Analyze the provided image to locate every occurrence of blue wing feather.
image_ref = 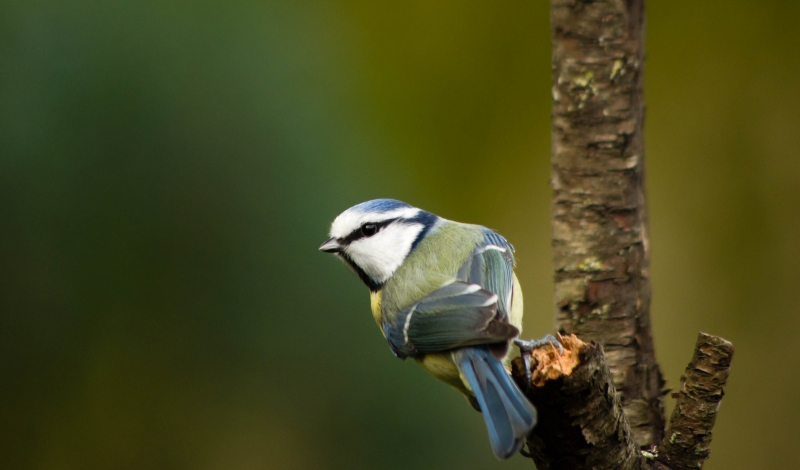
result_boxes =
[464,230,515,321]
[384,282,518,358]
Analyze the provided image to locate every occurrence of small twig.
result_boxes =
[654,333,734,470]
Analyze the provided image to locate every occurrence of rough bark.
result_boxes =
[549,0,665,448]
[654,334,735,470]
[512,1,736,468]
[511,336,648,470]
[511,333,733,470]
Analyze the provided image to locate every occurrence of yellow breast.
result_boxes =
[416,353,469,395]
[370,290,383,333]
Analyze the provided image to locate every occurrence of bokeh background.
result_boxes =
[2,1,798,469]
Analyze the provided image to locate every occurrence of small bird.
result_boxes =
[320,199,556,459]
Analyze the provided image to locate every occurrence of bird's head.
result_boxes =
[320,199,438,291]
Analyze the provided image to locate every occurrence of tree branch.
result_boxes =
[549,0,664,448]
[654,333,735,470]
[512,335,649,470]
[518,3,736,468]
[511,333,733,469]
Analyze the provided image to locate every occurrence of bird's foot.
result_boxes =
[514,334,565,355]
[513,334,565,392]
[519,442,533,458]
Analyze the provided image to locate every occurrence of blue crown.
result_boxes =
[351,199,412,214]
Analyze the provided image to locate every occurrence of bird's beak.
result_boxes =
[319,238,342,253]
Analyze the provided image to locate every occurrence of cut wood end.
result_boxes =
[529,333,586,387]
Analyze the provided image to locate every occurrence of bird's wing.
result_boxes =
[384,281,519,359]
[457,230,516,322]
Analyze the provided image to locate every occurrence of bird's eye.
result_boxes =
[361,224,378,237]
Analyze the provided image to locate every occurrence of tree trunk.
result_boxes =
[549,0,664,448]
[507,1,735,468]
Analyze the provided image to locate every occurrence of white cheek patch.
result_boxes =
[330,207,421,239]
[344,222,424,283]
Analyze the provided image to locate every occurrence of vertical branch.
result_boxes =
[549,0,665,448]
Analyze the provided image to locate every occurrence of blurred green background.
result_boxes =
[1,1,798,469]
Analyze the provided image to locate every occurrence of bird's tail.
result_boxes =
[454,345,537,459]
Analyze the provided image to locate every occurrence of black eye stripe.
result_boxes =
[340,218,398,244]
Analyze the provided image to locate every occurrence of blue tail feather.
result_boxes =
[455,346,537,459]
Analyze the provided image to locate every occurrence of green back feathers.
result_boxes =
[381,221,484,322]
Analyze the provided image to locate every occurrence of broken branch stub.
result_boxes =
[511,335,648,470]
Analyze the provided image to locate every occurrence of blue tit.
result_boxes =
[320,199,539,459]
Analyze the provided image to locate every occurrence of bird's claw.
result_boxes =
[514,334,565,392]
[515,334,565,355]
[519,442,533,458]
[515,340,533,393]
